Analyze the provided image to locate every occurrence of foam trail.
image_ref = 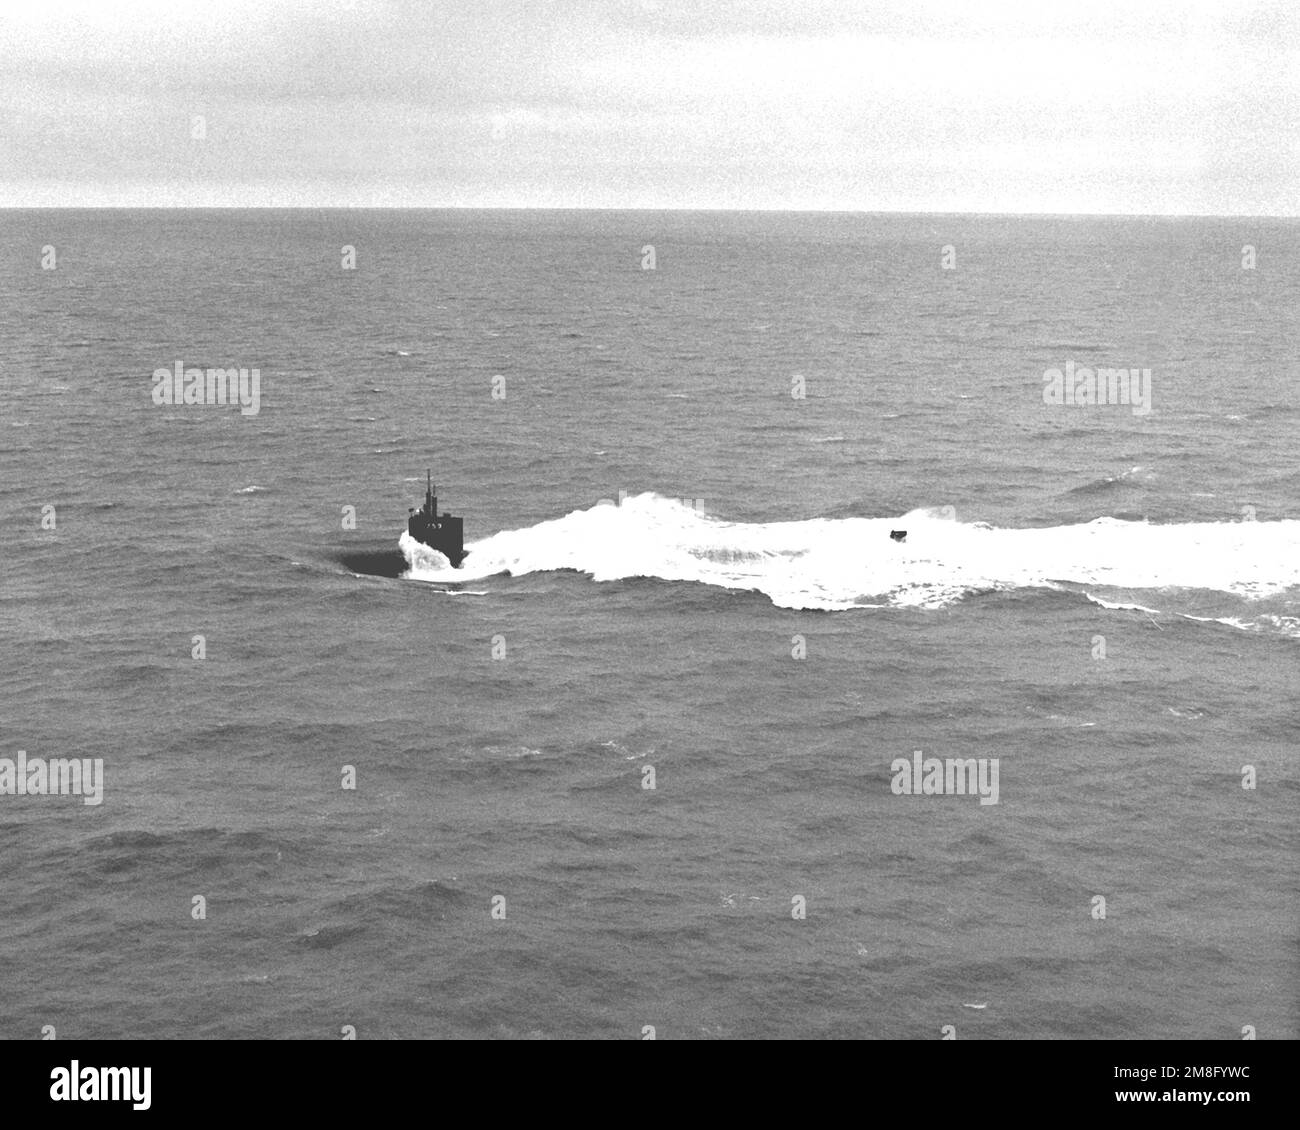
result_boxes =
[1083,594,1164,615]
[399,494,1300,614]
[1180,613,1300,638]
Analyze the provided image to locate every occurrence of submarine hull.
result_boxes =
[408,513,465,567]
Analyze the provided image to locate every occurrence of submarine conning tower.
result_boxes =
[407,468,465,567]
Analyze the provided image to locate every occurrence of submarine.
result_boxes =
[408,470,465,567]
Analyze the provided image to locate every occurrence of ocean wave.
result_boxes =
[398,494,1300,616]
[1082,593,1163,615]
[1065,466,1152,497]
[1179,613,1300,638]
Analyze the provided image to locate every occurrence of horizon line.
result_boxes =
[1,205,1296,220]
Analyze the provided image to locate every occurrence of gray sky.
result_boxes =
[2,0,1297,212]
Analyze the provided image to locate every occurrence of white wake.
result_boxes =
[399,493,1300,615]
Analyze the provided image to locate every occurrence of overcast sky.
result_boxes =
[2,0,1296,212]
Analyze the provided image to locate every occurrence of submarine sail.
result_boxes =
[407,470,465,567]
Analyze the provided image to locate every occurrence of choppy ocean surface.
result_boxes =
[1,210,1296,1039]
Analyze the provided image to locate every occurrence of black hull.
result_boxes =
[408,522,465,568]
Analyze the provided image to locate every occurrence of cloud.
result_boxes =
[2,0,1297,211]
